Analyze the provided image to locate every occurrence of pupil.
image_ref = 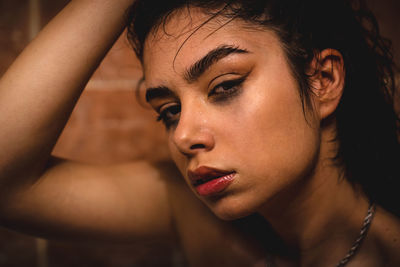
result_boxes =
[170,105,180,114]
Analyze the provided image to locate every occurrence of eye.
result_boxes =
[208,75,248,102]
[157,103,181,128]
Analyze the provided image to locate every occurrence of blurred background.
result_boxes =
[0,0,399,266]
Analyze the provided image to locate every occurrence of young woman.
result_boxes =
[0,0,399,266]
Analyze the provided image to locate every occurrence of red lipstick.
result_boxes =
[188,166,235,196]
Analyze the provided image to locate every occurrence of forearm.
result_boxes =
[0,0,134,186]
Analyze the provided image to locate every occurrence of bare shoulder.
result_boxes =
[368,206,400,266]
[0,158,180,243]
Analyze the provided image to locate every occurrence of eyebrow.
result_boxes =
[184,44,249,83]
[145,44,249,103]
[145,86,176,103]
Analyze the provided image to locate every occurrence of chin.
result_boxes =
[207,194,258,221]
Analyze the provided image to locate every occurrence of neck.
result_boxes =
[258,128,370,265]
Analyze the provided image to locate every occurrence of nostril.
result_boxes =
[190,144,206,150]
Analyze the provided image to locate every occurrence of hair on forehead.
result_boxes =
[142,3,252,71]
[127,0,269,61]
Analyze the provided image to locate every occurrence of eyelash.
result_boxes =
[156,104,181,128]
[208,75,247,102]
[156,75,247,128]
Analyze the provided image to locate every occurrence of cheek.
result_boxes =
[223,73,320,186]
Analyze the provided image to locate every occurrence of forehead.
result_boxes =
[142,7,281,83]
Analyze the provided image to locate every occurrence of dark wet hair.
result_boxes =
[126,0,400,215]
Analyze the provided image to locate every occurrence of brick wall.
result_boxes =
[52,35,170,164]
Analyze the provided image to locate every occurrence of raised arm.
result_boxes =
[0,0,176,243]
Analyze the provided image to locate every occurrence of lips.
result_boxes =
[188,166,236,196]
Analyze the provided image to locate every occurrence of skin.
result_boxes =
[144,10,321,220]
[143,7,400,266]
[0,1,399,266]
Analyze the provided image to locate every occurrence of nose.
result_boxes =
[172,106,215,157]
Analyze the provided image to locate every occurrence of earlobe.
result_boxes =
[309,49,345,120]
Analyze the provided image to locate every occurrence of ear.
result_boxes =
[309,49,345,120]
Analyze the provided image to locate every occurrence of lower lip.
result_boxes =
[195,173,235,196]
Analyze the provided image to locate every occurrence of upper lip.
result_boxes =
[188,166,235,186]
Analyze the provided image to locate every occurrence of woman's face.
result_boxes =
[143,8,321,220]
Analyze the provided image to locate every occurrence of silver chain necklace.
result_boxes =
[336,202,376,266]
[265,203,376,267]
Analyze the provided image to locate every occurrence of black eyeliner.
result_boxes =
[208,74,248,102]
[156,105,181,128]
